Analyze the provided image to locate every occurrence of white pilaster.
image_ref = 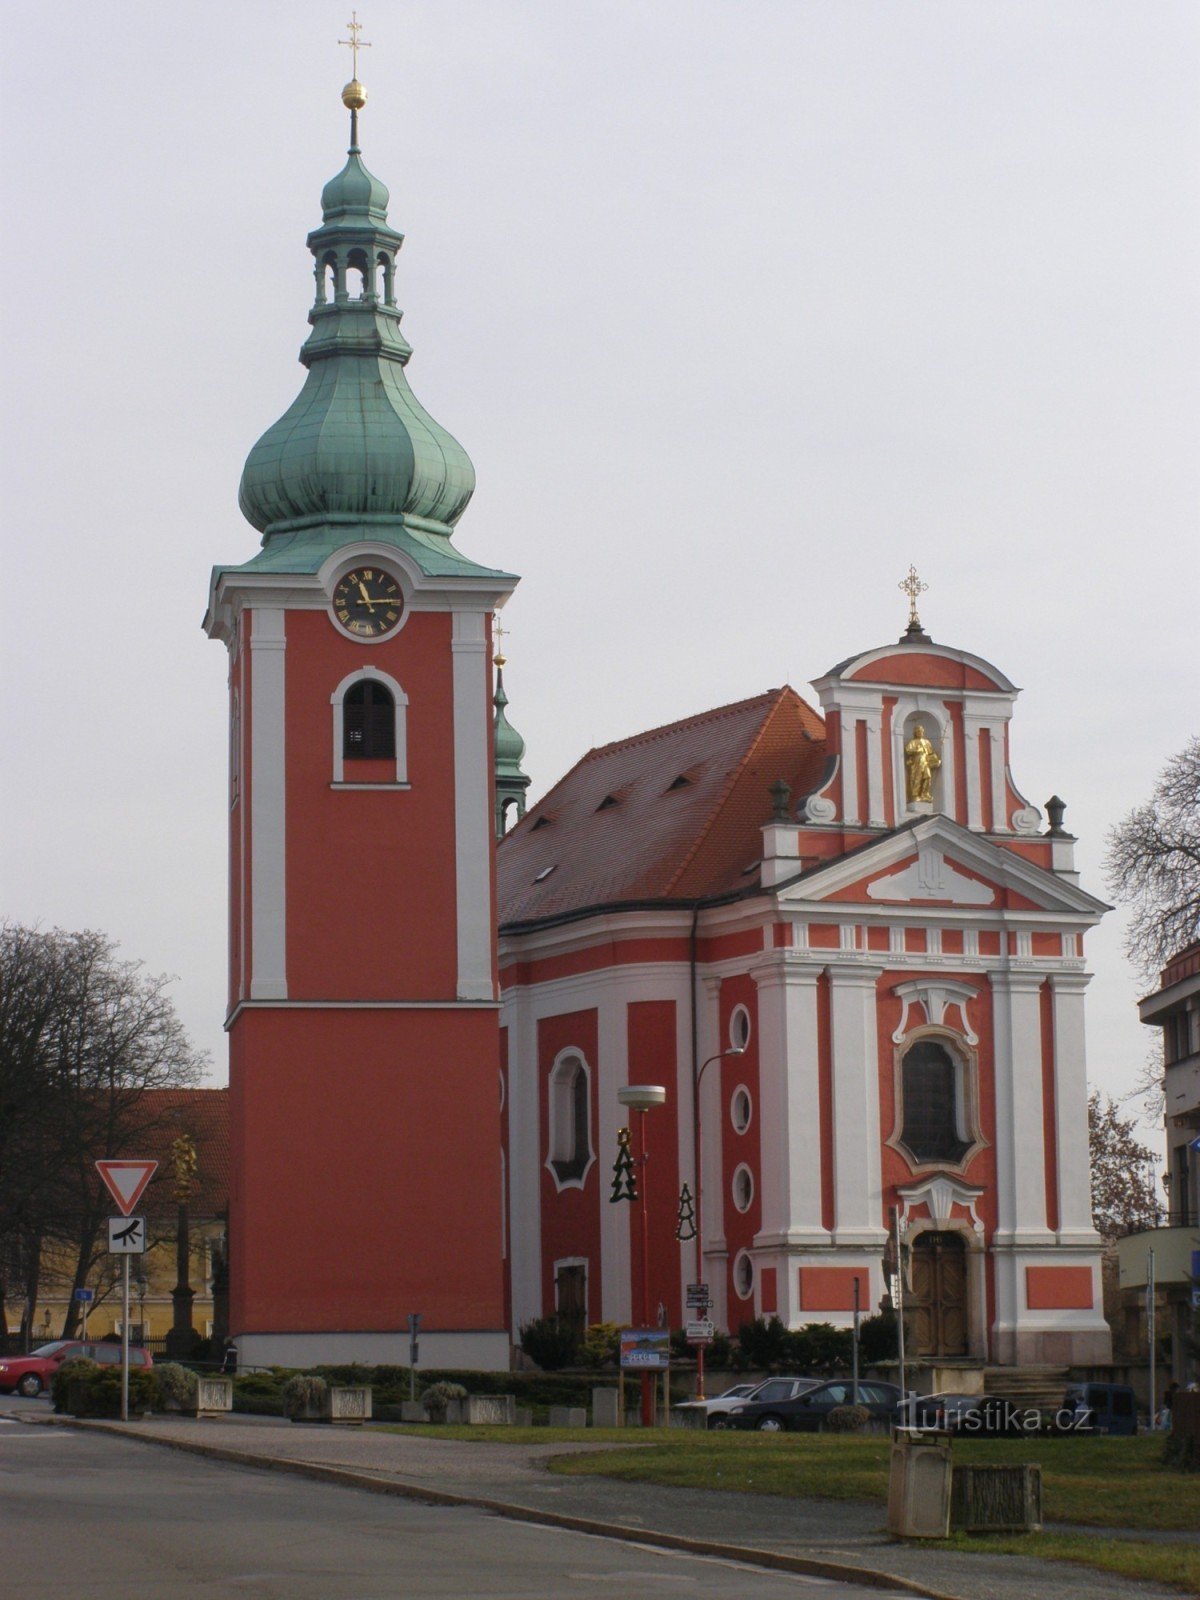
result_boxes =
[1049,972,1100,1242]
[249,608,287,1000]
[504,988,542,1329]
[864,708,886,827]
[752,961,829,1274]
[451,610,494,1001]
[989,722,1009,832]
[827,964,887,1245]
[963,716,985,831]
[840,712,861,825]
[597,985,632,1325]
[989,971,1053,1242]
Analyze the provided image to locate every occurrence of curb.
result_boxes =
[18,1412,959,1600]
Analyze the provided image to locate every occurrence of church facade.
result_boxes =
[209,82,1111,1372]
[497,616,1113,1366]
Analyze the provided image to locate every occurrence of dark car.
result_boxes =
[912,1391,1087,1437]
[729,1379,903,1432]
[708,1376,817,1429]
[0,1339,153,1397]
[911,1391,992,1431]
[1063,1383,1138,1436]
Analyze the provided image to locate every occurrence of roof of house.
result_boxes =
[498,687,828,929]
[125,1088,230,1220]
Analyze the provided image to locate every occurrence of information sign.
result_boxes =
[619,1328,670,1370]
[685,1319,714,1344]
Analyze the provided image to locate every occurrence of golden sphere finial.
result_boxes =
[342,78,368,111]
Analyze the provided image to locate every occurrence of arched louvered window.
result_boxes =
[548,1052,593,1188]
[901,1039,970,1164]
[343,680,396,761]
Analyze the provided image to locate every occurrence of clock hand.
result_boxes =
[356,582,377,611]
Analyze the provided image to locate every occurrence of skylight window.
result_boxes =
[667,774,691,791]
[596,795,618,811]
[533,865,557,883]
[531,816,551,830]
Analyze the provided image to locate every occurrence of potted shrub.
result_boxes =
[282,1373,328,1422]
[52,1357,98,1414]
[153,1362,199,1414]
[421,1381,467,1423]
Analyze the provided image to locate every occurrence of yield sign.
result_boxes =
[95,1160,158,1216]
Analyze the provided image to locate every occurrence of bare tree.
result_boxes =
[1105,736,1200,980]
[1088,1090,1163,1240]
[0,925,206,1341]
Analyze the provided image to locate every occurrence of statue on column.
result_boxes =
[904,723,941,805]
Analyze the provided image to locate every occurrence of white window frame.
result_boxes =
[331,665,409,786]
[545,1049,595,1192]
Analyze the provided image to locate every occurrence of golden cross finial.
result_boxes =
[493,614,508,668]
[898,565,928,628]
[339,11,372,78]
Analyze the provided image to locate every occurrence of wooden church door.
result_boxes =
[910,1232,968,1356]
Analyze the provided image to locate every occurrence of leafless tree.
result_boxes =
[1088,1090,1163,1241]
[0,925,205,1342]
[1105,736,1200,980]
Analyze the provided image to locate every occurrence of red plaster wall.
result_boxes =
[1026,1266,1093,1310]
[847,652,1002,692]
[798,1266,868,1312]
[228,1005,505,1335]
[627,1001,680,1324]
[283,610,460,1000]
[537,1009,602,1321]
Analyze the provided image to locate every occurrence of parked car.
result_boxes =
[729,1378,904,1432]
[910,1391,991,1431]
[708,1377,820,1429]
[0,1340,153,1397]
[671,1382,761,1426]
[911,1391,1087,1437]
[1063,1383,1138,1436]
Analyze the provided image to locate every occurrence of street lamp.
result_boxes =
[617,1084,666,1426]
[691,1046,745,1399]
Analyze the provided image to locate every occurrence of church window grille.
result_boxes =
[900,1039,970,1164]
[343,680,396,760]
[548,1052,593,1189]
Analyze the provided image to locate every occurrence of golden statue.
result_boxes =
[904,723,941,804]
[171,1133,198,1201]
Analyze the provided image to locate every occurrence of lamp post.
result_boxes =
[691,1046,744,1399]
[618,1084,666,1427]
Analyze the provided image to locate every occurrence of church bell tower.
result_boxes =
[203,63,517,1368]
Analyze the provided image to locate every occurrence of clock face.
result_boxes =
[332,568,404,639]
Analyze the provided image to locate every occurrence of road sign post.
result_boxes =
[75,1285,94,1339]
[96,1160,157,1422]
[408,1313,421,1402]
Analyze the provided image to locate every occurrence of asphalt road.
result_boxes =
[0,1419,884,1599]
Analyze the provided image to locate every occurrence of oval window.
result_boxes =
[732,1164,754,1213]
[729,1004,752,1052]
[733,1250,754,1300]
[730,1087,752,1134]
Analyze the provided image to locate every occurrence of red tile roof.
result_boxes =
[112,1088,230,1220]
[498,688,828,927]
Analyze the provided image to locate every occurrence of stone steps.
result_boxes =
[983,1365,1070,1409]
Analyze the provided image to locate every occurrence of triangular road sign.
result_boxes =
[95,1160,158,1216]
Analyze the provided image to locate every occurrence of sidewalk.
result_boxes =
[15,1409,1188,1600]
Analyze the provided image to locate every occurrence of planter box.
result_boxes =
[466,1394,516,1425]
[325,1386,372,1425]
[514,1407,533,1428]
[400,1400,427,1423]
[951,1464,1042,1533]
[592,1389,620,1428]
[192,1376,234,1417]
[287,1400,325,1423]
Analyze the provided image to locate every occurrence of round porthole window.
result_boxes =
[730,1086,752,1134]
[729,1004,752,1052]
[733,1250,754,1300]
[732,1164,754,1213]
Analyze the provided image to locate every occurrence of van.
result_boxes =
[1063,1382,1138,1436]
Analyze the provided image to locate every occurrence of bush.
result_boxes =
[1163,1432,1200,1472]
[785,1323,853,1375]
[824,1404,871,1433]
[421,1381,467,1421]
[58,1363,156,1417]
[578,1323,621,1369]
[153,1362,199,1408]
[736,1317,789,1371]
[51,1357,97,1412]
[858,1310,898,1366]
[281,1373,328,1417]
[518,1315,579,1371]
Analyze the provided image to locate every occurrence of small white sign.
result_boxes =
[685,1318,715,1341]
[108,1215,147,1255]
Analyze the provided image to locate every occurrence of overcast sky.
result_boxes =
[2,2,1196,1147]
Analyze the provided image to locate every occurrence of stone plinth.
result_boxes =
[548,1405,587,1428]
[466,1394,516,1425]
[591,1388,620,1428]
[194,1376,233,1416]
[326,1386,372,1425]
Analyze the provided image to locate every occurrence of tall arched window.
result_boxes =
[343,680,396,760]
[547,1052,593,1188]
[900,1039,970,1164]
[331,667,409,785]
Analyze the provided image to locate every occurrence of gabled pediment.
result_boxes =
[775,815,1108,919]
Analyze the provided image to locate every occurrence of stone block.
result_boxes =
[466,1393,516,1425]
[548,1405,587,1429]
[514,1407,533,1428]
[326,1385,372,1425]
[194,1376,233,1416]
[400,1400,427,1422]
[591,1388,620,1428]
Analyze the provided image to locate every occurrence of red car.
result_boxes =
[0,1340,153,1397]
